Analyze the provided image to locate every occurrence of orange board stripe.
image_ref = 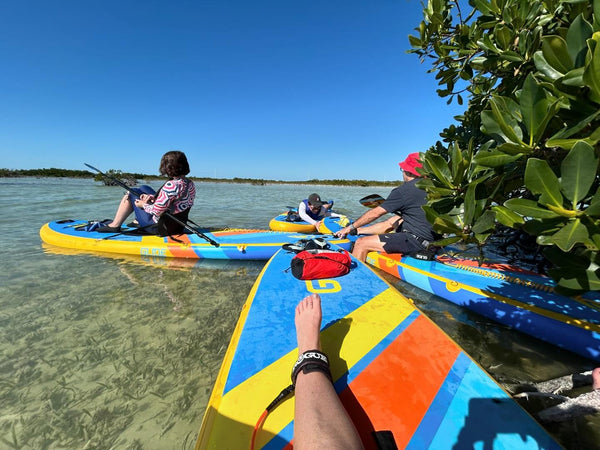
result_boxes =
[339,314,460,449]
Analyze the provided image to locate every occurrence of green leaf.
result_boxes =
[423,153,454,189]
[495,24,512,50]
[534,51,564,80]
[472,210,496,234]
[586,187,600,217]
[544,246,590,269]
[551,219,589,251]
[547,109,600,140]
[541,35,573,74]
[520,74,550,145]
[433,215,464,234]
[552,268,600,295]
[473,149,522,168]
[504,198,562,218]
[561,67,586,86]
[493,205,525,227]
[487,97,524,144]
[464,184,476,226]
[583,32,600,104]
[449,142,464,185]
[560,141,598,206]
[525,158,563,208]
[566,14,593,67]
[434,235,463,246]
[496,142,533,155]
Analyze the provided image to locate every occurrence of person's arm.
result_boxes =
[144,181,177,217]
[298,201,318,225]
[334,206,387,238]
[355,216,401,235]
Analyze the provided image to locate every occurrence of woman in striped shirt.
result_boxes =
[98,151,196,236]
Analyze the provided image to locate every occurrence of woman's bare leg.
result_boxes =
[107,193,134,228]
[293,294,364,450]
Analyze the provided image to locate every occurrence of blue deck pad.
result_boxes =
[427,360,561,449]
[407,352,471,449]
[223,249,395,394]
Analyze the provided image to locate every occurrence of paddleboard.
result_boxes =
[269,211,317,233]
[269,212,350,234]
[40,219,351,260]
[366,251,600,363]
[196,244,560,449]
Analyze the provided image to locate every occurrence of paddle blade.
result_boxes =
[359,194,385,208]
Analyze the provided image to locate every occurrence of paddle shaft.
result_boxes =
[85,163,219,247]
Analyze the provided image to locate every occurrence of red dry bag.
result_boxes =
[291,249,352,280]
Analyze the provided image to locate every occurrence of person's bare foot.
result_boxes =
[295,294,322,354]
[592,368,600,390]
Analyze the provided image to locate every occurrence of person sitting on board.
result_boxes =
[293,293,364,450]
[98,150,196,235]
[298,193,342,230]
[334,152,438,261]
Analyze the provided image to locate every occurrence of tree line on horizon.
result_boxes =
[0,167,400,187]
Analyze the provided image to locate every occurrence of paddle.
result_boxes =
[359,194,385,208]
[85,163,220,247]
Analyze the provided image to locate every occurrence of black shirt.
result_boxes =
[379,179,436,241]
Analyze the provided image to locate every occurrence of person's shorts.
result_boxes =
[128,185,156,227]
[379,232,424,254]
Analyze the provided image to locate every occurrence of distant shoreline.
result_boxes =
[0,168,400,187]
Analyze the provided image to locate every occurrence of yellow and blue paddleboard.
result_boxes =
[367,251,600,363]
[196,245,559,449]
[269,212,317,233]
[40,219,351,260]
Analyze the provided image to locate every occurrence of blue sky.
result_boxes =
[1,0,464,181]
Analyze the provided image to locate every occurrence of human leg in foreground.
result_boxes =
[293,294,364,450]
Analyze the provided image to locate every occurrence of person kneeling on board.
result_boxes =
[298,193,341,230]
[335,152,438,261]
[97,150,196,236]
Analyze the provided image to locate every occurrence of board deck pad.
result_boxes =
[196,246,559,449]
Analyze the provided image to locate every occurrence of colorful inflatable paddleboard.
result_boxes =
[366,251,600,362]
[269,211,317,233]
[196,244,559,449]
[40,220,351,260]
[269,211,350,233]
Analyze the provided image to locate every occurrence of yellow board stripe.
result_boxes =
[201,287,414,449]
[370,252,600,333]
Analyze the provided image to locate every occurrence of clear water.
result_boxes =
[0,178,597,449]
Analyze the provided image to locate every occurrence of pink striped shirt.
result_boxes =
[143,177,196,221]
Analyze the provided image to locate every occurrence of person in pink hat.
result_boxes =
[335,152,438,261]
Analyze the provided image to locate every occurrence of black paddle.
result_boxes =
[359,194,385,208]
[85,163,220,247]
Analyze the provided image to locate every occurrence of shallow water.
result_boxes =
[1,178,598,449]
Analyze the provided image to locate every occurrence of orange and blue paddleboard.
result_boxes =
[196,244,559,449]
[40,219,351,260]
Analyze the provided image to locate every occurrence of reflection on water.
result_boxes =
[1,178,598,449]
